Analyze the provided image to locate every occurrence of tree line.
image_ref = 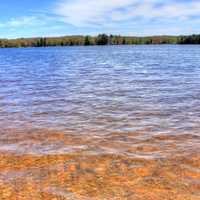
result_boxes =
[0,34,199,48]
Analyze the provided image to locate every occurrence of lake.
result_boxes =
[0,45,200,199]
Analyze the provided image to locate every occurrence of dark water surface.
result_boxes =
[0,45,200,199]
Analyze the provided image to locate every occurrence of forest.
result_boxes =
[0,34,199,47]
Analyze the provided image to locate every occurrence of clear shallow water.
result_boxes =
[0,45,200,135]
[0,45,200,200]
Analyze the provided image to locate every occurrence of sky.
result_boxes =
[0,0,200,38]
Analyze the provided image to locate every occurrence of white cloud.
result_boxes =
[0,16,49,29]
[54,0,139,26]
[8,16,40,27]
[54,0,200,28]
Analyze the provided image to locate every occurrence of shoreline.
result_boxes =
[0,34,199,48]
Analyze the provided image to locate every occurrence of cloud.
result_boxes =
[54,0,139,27]
[0,15,50,29]
[9,16,41,27]
[54,0,200,28]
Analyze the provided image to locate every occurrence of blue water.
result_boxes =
[0,45,200,136]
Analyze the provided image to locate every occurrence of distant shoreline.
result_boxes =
[0,34,200,48]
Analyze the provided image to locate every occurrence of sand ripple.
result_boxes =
[0,129,200,199]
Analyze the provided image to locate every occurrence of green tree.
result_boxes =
[96,34,109,45]
[84,36,91,45]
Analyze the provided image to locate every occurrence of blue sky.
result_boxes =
[0,0,200,38]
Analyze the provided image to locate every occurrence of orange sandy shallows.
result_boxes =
[0,129,200,200]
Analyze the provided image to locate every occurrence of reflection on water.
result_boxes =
[0,45,200,199]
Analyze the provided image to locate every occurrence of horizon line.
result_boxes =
[1,33,199,40]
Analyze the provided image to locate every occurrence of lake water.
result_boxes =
[0,45,200,199]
